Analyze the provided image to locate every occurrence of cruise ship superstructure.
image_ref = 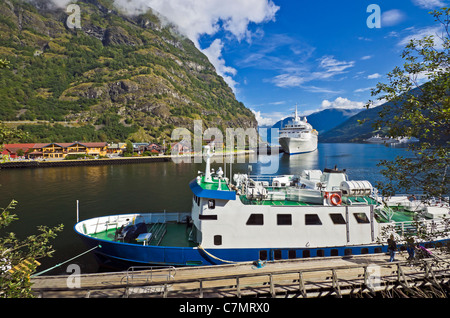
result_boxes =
[279,106,318,155]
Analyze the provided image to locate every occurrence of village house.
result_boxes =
[107,143,127,155]
[1,142,108,160]
[171,139,192,155]
[1,143,36,159]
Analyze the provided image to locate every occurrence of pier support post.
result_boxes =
[298,272,307,297]
[270,274,275,297]
[332,269,342,298]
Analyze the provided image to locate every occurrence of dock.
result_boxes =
[31,251,450,298]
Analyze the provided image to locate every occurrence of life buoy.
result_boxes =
[329,193,342,206]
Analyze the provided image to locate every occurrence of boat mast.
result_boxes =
[204,145,213,183]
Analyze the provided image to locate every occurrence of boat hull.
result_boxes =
[76,223,441,269]
[279,135,318,155]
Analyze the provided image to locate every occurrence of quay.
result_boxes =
[31,251,450,298]
[0,150,255,169]
[0,155,170,169]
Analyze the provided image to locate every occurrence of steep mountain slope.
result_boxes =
[0,0,256,143]
[319,102,396,143]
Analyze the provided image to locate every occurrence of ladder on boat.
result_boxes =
[375,206,394,221]
[147,223,167,246]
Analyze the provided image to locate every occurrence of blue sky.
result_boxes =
[187,0,447,126]
[101,0,448,126]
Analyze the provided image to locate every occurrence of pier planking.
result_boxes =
[31,251,450,298]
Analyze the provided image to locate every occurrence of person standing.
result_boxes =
[387,234,397,262]
[406,237,415,261]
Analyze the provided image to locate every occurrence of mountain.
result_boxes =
[302,108,362,133]
[319,102,394,143]
[0,0,256,143]
[270,108,361,133]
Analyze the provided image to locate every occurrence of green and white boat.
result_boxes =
[75,146,450,269]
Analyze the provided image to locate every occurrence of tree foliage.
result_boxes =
[1,107,63,298]
[367,8,450,201]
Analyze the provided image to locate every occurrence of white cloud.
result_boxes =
[354,87,374,93]
[202,39,238,92]
[251,109,286,127]
[367,73,382,79]
[111,0,279,93]
[321,97,365,110]
[398,26,446,49]
[361,55,373,60]
[412,0,447,9]
[318,56,355,76]
[269,55,355,88]
[381,9,405,27]
[114,0,280,43]
[270,74,306,88]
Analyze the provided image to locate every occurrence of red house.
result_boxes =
[1,144,36,159]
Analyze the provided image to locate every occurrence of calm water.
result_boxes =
[0,143,410,274]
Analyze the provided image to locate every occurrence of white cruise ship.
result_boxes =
[279,106,318,155]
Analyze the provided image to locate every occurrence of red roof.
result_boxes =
[2,142,108,151]
[1,144,36,153]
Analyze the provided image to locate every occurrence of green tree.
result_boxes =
[125,139,134,155]
[367,8,450,201]
[0,201,64,298]
[1,65,63,297]
[0,58,9,69]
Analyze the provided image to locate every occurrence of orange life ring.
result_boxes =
[329,193,342,206]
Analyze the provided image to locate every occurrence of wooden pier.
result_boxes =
[31,252,450,298]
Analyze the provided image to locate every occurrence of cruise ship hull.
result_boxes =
[279,135,318,154]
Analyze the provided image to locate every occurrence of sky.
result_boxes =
[50,0,448,126]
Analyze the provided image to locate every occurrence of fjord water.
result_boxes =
[0,143,409,274]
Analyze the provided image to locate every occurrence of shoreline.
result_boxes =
[0,150,256,169]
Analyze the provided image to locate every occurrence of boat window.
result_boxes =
[208,199,215,209]
[345,248,352,256]
[305,214,322,225]
[329,213,346,224]
[259,250,268,260]
[214,235,222,246]
[277,214,292,225]
[361,248,369,254]
[302,250,311,258]
[246,214,264,225]
[353,213,370,224]
[274,250,282,260]
[331,249,339,256]
[288,250,296,259]
[317,250,325,257]
[193,195,200,206]
[199,215,217,220]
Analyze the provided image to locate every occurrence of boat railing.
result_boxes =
[125,266,176,295]
[388,194,449,204]
[382,217,450,238]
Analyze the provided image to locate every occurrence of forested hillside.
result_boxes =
[0,0,256,143]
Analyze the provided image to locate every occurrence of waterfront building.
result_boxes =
[1,142,108,160]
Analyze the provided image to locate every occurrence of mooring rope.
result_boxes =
[197,245,237,264]
[31,245,101,277]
